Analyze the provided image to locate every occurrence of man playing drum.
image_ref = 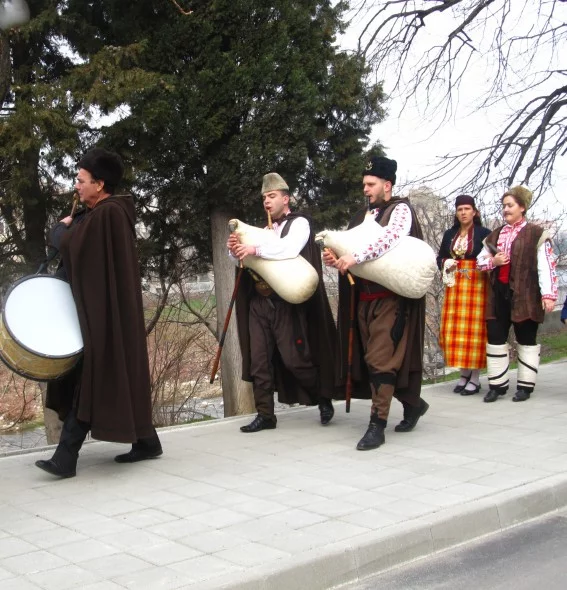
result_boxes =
[323,156,428,451]
[35,148,162,478]
[228,173,337,432]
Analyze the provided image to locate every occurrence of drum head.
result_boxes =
[3,276,83,357]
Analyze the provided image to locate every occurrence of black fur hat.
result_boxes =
[78,148,124,194]
[455,194,476,209]
[363,156,397,185]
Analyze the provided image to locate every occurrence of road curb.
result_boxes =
[189,473,567,589]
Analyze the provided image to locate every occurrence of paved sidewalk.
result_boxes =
[1,361,566,590]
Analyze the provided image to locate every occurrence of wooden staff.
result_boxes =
[317,241,355,412]
[211,210,272,383]
[344,270,356,413]
[209,261,244,384]
[328,249,355,412]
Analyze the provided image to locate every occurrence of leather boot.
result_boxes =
[512,389,531,402]
[395,399,429,432]
[370,380,395,421]
[35,409,89,478]
[483,388,506,403]
[356,415,386,451]
[318,397,334,426]
[240,414,277,433]
[115,429,163,463]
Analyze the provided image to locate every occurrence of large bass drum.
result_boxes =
[0,275,83,381]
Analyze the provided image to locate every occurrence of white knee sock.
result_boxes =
[487,343,509,390]
[516,344,540,393]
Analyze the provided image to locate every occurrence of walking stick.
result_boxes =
[316,239,355,412]
[209,262,244,384]
[345,273,355,413]
[210,211,271,383]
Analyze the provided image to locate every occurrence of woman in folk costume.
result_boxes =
[437,195,491,395]
[477,186,557,403]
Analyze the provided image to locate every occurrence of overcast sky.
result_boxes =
[338,2,566,221]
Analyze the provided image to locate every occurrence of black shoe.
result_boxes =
[356,418,386,451]
[453,372,472,393]
[483,389,506,403]
[461,383,481,396]
[115,443,163,463]
[318,398,334,426]
[240,414,277,433]
[35,458,76,479]
[395,399,429,432]
[512,389,531,402]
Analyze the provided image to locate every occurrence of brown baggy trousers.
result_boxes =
[358,296,420,421]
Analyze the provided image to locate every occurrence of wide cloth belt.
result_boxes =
[254,280,274,297]
[359,278,391,295]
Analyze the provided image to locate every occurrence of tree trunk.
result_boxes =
[210,208,254,417]
[20,148,47,270]
[39,383,62,445]
[0,33,9,107]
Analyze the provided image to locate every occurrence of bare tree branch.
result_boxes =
[168,0,193,16]
[355,0,566,194]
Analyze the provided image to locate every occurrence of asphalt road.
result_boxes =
[341,510,567,590]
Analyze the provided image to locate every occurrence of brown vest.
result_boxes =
[484,223,546,323]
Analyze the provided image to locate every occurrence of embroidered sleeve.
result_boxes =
[476,246,494,271]
[255,217,310,260]
[351,203,412,264]
[537,240,558,300]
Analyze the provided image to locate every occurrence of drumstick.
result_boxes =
[70,191,80,218]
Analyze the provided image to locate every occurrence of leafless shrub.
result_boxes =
[0,368,42,432]
[409,187,454,379]
[146,287,220,427]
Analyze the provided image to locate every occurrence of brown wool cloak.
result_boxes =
[235,212,338,404]
[46,195,154,443]
[335,198,426,399]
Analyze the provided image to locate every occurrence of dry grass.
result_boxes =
[0,368,42,432]
[0,293,220,433]
[147,303,221,426]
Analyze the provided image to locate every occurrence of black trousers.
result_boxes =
[248,295,318,417]
[487,283,538,346]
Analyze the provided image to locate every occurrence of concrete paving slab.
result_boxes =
[0,360,566,589]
